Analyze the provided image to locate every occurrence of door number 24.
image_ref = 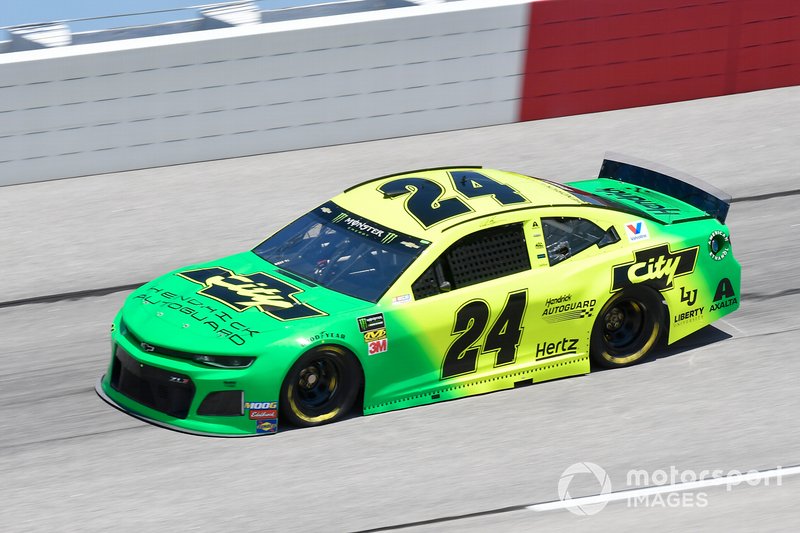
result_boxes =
[441,290,528,379]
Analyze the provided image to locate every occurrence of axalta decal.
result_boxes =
[611,244,699,292]
[541,294,596,323]
[710,278,737,311]
[133,287,260,345]
[596,187,681,216]
[178,267,327,320]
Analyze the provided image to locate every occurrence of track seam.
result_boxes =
[355,464,800,531]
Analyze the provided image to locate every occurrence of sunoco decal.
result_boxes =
[246,402,279,433]
[256,419,278,434]
[541,294,596,323]
[178,267,326,321]
[611,244,699,292]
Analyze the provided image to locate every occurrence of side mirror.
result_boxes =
[439,280,452,292]
[597,226,621,248]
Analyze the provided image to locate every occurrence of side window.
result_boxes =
[412,223,530,300]
[542,217,607,266]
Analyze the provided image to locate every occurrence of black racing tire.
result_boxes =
[280,345,361,427]
[590,287,664,368]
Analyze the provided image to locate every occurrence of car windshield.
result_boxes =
[253,201,430,302]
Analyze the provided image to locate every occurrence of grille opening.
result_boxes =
[111,345,195,419]
[197,390,244,416]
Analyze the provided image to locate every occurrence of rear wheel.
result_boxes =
[280,345,361,427]
[590,288,664,368]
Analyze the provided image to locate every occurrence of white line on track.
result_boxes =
[528,465,799,513]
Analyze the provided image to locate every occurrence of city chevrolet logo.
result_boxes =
[178,267,327,321]
[611,244,699,292]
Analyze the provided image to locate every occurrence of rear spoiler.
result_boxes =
[598,152,731,224]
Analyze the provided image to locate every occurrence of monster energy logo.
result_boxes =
[381,232,398,244]
[357,313,385,333]
[332,213,348,223]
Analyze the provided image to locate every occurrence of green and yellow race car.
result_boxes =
[96,154,740,436]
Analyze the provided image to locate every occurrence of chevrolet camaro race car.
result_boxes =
[96,154,740,436]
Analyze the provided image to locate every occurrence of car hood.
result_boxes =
[120,251,372,355]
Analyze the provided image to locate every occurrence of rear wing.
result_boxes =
[598,152,732,224]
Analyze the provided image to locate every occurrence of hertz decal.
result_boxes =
[611,244,699,292]
[178,267,327,321]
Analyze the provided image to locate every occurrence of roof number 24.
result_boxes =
[378,171,529,228]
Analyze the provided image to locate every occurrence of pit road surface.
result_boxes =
[1,86,799,531]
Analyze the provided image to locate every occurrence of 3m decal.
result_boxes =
[680,287,698,306]
[178,267,326,320]
[535,337,579,360]
[368,339,388,355]
[624,220,650,242]
[357,313,385,332]
[710,277,737,311]
[597,187,681,216]
[441,290,527,379]
[611,244,699,292]
[708,230,730,261]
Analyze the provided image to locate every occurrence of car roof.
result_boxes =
[331,167,587,239]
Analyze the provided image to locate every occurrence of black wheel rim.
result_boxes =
[602,299,646,352]
[294,355,340,409]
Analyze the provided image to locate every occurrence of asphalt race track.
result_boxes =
[2,86,799,532]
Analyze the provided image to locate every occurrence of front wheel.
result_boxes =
[590,288,664,368]
[280,345,361,427]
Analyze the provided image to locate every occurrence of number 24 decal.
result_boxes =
[441,290,528,379]
[378,171,528,228]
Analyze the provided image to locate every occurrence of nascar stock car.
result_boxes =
[96,154,740,436]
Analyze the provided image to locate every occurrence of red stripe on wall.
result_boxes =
[520,0,800,121]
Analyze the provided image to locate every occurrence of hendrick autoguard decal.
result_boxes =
[179,267,327,320]
[611,243,699,292]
